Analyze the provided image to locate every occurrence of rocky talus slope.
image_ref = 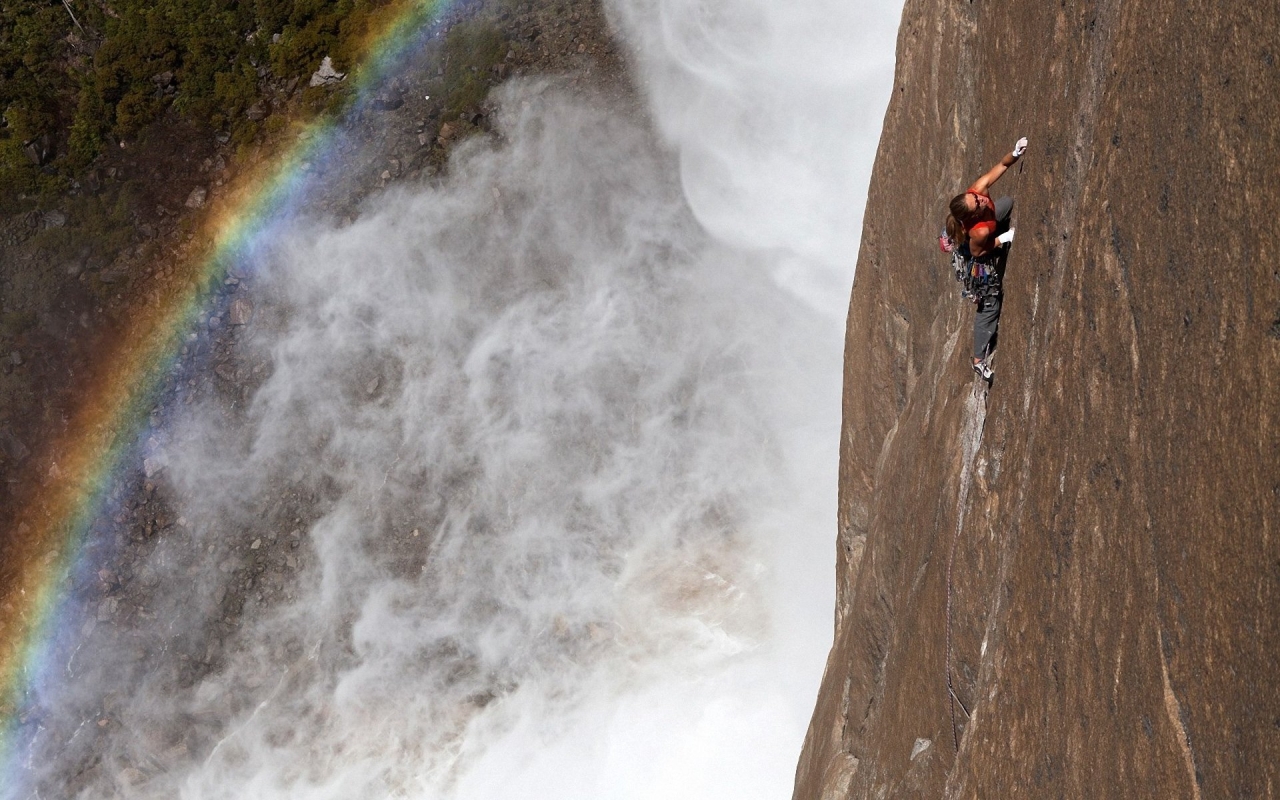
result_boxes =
[794,0,1279,797]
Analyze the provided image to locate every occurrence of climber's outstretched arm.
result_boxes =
[968,137,1028,195]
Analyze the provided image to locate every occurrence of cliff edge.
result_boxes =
[795,0,1279,797]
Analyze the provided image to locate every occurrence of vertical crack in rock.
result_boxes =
[1159,629,1202,800]
[945,388,987,751]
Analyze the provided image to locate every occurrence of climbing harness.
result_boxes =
[938,234,1002,303]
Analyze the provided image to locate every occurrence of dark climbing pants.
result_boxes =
[974,294,1001,359]
[993,195,1013,230]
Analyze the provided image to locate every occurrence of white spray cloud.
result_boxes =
[608,0,901,318]
[159,83,821,798]
[15,1,902,797]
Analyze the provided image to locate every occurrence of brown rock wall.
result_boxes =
[795,0,1280,797]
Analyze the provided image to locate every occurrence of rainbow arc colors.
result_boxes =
[0,0,462,782]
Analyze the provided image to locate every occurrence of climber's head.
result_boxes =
[949,191,990,223]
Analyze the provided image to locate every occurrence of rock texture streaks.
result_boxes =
[794,0,1280,797]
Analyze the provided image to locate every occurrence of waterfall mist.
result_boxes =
[12,0,902,797]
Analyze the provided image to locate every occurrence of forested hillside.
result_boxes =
[0,0,506,201]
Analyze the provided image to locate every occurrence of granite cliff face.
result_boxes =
[794,0,1279,797]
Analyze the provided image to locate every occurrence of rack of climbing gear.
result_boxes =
[938,232,1002,303]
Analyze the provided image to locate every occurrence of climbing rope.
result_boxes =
[944,510,968,751]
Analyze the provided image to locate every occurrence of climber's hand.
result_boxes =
[1012,137,1028,158]
[995,228,1015,246]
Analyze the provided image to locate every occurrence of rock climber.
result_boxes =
[944,136,1027,381]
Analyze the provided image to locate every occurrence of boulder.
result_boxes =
[228,297,253,326]
[372,88,404,111]
[309,56,346,87]
[22,134,53,166]
[0,430,30,463]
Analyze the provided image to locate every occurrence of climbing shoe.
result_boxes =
[972,361,994,381]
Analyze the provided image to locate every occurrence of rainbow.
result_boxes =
[0,0,465,786]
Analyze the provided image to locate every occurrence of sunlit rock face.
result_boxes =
[794,0,1280,797]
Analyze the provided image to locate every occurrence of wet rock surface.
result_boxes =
[794,0,1279,797]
